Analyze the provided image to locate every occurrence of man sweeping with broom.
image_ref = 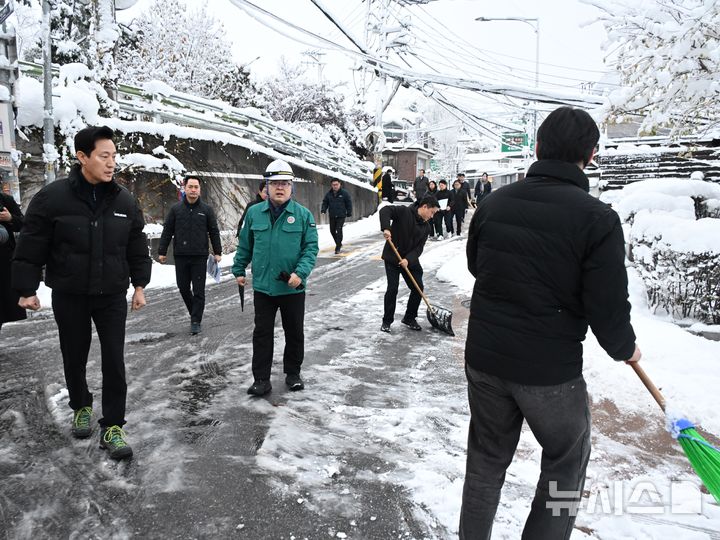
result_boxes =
[460,106,642,540]
[379,196,439,333]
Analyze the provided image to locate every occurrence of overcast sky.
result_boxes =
[117,0,618,135]
[118,0,612,87]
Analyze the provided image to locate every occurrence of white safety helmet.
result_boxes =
[264,159,294,181]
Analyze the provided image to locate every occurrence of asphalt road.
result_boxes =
[0,234,470,540]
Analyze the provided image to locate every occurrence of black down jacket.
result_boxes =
[158,198,222,258]
[465,159,636,386]
[12,165,151,296]
[379,204,432,269]
[321,188,353,218]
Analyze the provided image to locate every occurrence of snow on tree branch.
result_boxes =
[586,0,720,136]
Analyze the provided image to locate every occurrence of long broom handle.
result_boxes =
[630,362,667,412]
[386,237,434,312]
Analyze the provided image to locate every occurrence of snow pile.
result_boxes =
[607,177,720,324]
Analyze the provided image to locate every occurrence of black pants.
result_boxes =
[252,291,305,381]
[383,261,423,325]
[329,216,346,248]
[174,255,207,323]
[443,211,454,235]
[453,210,465,234]
[432,213,443,236]
[460,365,591,540]
[52,291,128,427]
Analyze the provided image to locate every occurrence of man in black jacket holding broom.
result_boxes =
[379,196,439,333]
[460,107,642,539]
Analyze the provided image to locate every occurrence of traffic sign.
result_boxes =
[501,131,528,153]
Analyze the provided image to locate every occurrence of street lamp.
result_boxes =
[475,16,539,155]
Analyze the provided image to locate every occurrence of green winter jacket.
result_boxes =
[232,199,319,296]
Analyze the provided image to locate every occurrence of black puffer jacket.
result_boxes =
[379,204,432,269]
[465,159,636,385]
[1,193,26,324]
[321,188,353,218]
[158,198,222,258]
[12,165,151,296]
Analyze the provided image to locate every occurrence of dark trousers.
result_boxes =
[460,365,591,540]
[174,255,207,323]
[252,291,305,381]
[453,210,465,234]
[52,291,128,427]
[443,211,454,234]
[383,261,423,325]
[329,216,346,248]
[432,213,443,236]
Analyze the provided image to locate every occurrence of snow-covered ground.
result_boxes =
[17,202,720,538]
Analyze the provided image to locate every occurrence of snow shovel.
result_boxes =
[386,238,455,336]
[630,362,720,503]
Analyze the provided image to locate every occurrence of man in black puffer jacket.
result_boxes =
[321,179,353,254]
[379,196,439,333]
[158,175,222,335]
[460,107,642,540]
[13,126,151,460]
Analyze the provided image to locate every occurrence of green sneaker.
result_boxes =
[99,425,133,460]
[71,406,93,439]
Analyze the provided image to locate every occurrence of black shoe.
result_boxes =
[401,317,422,331]
[334,246,341,254]
[247,380,272,396]
[190,322,201,334]
[99,425,133,460]
[285,374,305,391]
[380,323,391,333]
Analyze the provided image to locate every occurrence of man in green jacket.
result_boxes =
[233,159,319,396]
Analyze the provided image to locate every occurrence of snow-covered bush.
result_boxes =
[606,178,720,322]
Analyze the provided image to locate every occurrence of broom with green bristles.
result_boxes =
[630,362,720,504]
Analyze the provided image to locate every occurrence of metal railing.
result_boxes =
[19,60,373,186]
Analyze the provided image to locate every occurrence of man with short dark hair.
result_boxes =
[460,107,641,539]
[457,172,471,207]
[13,126,151,460]
[413,169,429,201]
[158,175,222,335]
[321,179,353,254]
[474,172,492,205]
[379,195,439,333]
[233,160,319,396]
[450,179,469,235]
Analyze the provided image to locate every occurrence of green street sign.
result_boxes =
[501,131,528,153]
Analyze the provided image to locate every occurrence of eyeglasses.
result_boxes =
[268,180,292,187]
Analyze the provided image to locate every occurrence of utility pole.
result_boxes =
[42,0,56,184]
[0,0,21,200]
[301,50,326,84]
